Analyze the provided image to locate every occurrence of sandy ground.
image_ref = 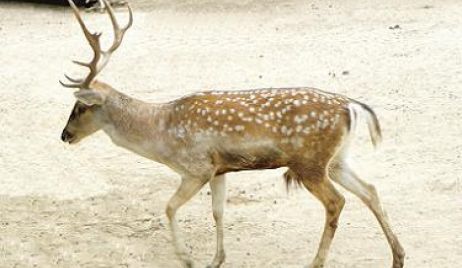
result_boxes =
[1,0,461,267]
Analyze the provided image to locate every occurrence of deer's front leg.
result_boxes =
[207,174,226,268]
[166,177,208,268]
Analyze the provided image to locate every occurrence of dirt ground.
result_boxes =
[0,0,461,267]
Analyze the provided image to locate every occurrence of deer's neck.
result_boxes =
[101,90,174,162]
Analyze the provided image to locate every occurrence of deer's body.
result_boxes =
[97,83,352,177]
[59,1,405,267]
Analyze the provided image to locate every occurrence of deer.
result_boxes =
[59,0,405,267]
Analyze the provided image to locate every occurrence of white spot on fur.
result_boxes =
[291,137,304,148]
[294,114,308,124]
[286,128,293,136]
[316,120,322,129]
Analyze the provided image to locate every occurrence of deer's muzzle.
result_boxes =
[61,129,74,143]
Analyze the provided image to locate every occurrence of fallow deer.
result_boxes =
[60,1,405,267]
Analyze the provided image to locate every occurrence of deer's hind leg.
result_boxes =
[329,161,405,268]
[292,165,345,268]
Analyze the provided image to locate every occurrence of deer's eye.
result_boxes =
[76,105,87,115]
[69,103,87,121]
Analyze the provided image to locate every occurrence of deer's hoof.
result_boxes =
[206,261,223,268]
[183,259,193,268]
[306,262,325,268]
[392,257,404,268]
[392,246,405,268]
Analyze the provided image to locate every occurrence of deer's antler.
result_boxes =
[60,0,133,89]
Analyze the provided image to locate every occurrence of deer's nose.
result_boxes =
[61,129,73,142]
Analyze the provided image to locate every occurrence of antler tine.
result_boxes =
[64,74,84,83]
[72,60,92,68]
[59,79,82,88]
[103,0,133,53]
[124,5,134,30]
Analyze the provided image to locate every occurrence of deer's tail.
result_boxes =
[348,100,382,148]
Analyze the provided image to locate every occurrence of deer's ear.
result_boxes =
[74,90,106,106]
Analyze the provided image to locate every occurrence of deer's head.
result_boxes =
[60,0,132,144]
